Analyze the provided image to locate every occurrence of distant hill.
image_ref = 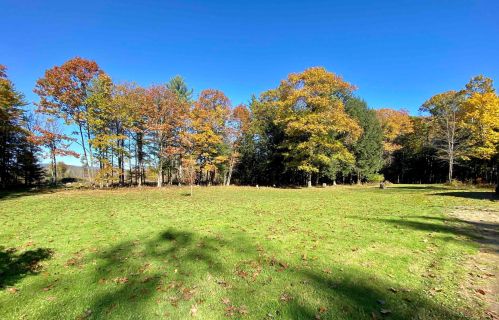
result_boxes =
[40,163,91,180]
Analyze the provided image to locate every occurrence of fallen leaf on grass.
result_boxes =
[42,284,54,291]
[236,269,248,279]
[182,287,195,300]
[113,277,129,284]
[280,293,293,302]
[7,287,19,294]
[190,304,198,317]
[476,288,486,295]
[225,304,249,317]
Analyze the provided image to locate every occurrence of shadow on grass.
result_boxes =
[30,227,476,319]
[390,186,450,191]
[0,246,53,288]
[432,191,498,201]
[39,228,237,318]
[0,187,59,201]
[283,268,467,320]
[354,215,498,254]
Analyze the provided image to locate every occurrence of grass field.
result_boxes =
[0,185,497,319]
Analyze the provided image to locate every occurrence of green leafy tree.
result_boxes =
[345,97,384,184]
[0,65,43,188]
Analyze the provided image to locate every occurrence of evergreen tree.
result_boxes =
[0,65,43,188]
[345,97,384,183]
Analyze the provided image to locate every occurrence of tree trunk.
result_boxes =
[137,132,143,187]
[85,124,94,184]
[157,160,163,188]
[448,157,454,183]
[178,160,183,186]
[51,149,57,185]
[495,161,498,195]
[78,124,90,181]
[226,168,232,186]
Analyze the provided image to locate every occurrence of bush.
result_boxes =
[444,179,466,188]
[366,173,385,183]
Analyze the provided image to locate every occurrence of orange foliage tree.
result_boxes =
[34,57,102,182]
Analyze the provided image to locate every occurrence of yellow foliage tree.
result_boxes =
[265,67,362,187]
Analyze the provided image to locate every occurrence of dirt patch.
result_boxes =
[451,206,499,319]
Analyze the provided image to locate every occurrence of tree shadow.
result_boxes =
[0,187,58,201]
[432,191,497,201]
[39,228,241,318]
[356,215,498,253]
[282,268,470,320]
[0,246,53,288]
[390,186,450,191]
[33,227,480,319]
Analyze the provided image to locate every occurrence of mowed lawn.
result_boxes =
[0,185,497,319]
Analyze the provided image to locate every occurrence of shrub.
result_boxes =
[366,173,385,183]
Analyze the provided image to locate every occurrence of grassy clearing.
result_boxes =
[0,185,497,319]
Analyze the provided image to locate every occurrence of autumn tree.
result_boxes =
[224,104,250,185]
[144,85,190,187]
[420,91,467,183]
[190,89,231,185]
[115,84,148,186]
[461,75,499,193]
[375,108,414,162]
[265,67,362,187]
[85,73,119,187]
[165,76,193,184]
[31,118,79,184]
[34,57,102,182]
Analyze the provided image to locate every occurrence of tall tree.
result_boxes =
[265,67,362,187]
[191,89,231,185]
[0,65,42,188]
[345,97,384,183]
[166,76,193,184]
[34,57,102,182]
[462,75,499,193]
[144,85,190,187]
[420,91,467,183]
[85,73,118,187]
[225,104,250,185]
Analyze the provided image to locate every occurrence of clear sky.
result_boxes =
[1,0,498,164]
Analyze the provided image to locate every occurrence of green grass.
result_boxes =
[0,185,497,319]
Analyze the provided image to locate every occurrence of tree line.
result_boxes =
[1,58,497,192]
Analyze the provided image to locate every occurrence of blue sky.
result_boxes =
[1,0,498,164]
